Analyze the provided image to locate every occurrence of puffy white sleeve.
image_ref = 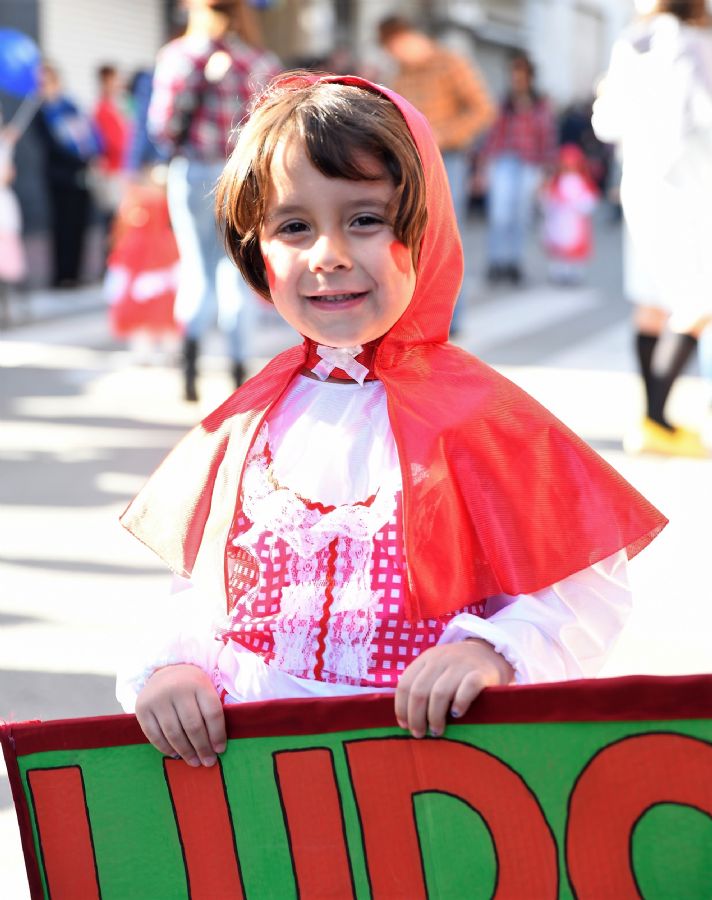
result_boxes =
[438,550,631,684]
[115,579,224,713]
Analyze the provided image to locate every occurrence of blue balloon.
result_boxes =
[0,29,41,97]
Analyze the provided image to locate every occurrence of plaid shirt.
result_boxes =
[391,47,494,152]
[485,98,557,167]
[148,33,281,163]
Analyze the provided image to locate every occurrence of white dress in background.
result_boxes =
[592,13,712,329]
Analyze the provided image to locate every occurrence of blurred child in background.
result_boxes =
[0,124,26,290]
[104,166,180,363]
[540,143,598,285]
[103,70,178,364]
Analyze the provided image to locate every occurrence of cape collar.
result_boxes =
[303,339,380,384]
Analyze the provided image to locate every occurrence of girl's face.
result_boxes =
[259,138,416,348]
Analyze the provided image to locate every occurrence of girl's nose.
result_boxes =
[308,232,352,272]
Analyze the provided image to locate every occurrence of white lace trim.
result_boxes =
[230,423,399,683]
[237,424,400,556]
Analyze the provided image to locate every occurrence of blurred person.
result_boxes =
[378,14,495,333]
[104,167,179,363]
[34,62,100,288]
[103,70,178,363]
[125,69,168,174]
[0,123,26,287]
[592,0,712,457]
[92,64,131,220]
[483,53,557,286]
[148,0,281,402]
[558,97,612,194]
[539,143,598,286]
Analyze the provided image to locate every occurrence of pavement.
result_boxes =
[2,214,711,897]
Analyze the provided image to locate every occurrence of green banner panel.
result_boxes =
[2,675,711,899]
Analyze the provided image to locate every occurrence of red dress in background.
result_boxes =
[105,179,179,338]
[540,144,599,262]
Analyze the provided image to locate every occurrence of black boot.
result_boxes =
[648,331,698,428]
[232,360,246,390]
[506,264,523,285]
[184,338,199,402]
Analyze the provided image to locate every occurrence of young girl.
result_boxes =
[103,165,180,362]
[540,143,598,285]
[117,73,666,769]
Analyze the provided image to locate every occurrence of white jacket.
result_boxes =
[592,15,712,325]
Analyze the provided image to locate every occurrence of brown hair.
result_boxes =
[215,74,428,299]
[654,0,707,20]
[97,64,118,83]
[378,14,414,45]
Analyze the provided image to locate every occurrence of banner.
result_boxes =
[2,675,711,899]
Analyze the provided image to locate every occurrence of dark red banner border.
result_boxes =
[2,674,711,759]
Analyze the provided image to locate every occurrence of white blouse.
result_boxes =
[116,374,631,711]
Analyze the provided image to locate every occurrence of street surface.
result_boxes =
[2,215,711,896]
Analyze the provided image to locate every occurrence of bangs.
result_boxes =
[298,100,404,187]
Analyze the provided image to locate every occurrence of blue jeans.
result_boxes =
[486,154,541,267]
[167,157,255,361]
[442,150,468,331]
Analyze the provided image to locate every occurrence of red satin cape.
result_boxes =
[121,74,666,621]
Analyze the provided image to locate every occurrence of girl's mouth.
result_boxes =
[306,292,369,308]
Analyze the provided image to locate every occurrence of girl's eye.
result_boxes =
[351,214,385,228]
[277,221,309,236]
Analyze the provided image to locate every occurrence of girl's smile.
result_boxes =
[259,138,417,347]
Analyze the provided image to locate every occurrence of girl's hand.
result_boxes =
[394,639,514,739]
[135,664,227,767]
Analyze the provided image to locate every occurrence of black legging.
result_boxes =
[49,184,91,285]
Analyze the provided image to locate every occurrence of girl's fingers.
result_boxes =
[196,688,227,755]
[425,672,459,737]
[159,703,202,766]
[394,654,426,728]
[171,696,217,766]
[405,661,448,738]
[450,670,487,720]
[139,711,176,759]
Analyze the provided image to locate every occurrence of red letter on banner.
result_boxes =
[345,737,557,899]
[566,733,712,897]
[274,748,355,895]
[27,766,101,900]
[164,758,244,899]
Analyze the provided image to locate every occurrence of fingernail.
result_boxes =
[170,753,181,760]
[450,709,460,718]
[428,728,441,738]
[397,719,407,730]
[201,755,217,767]
[215,743,226,754]
[411,730,424,740]
[187,757,201,768]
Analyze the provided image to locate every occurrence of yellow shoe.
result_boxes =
[624,418,710,458]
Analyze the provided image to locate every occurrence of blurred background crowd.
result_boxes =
[1,0,627,294]
[0,0,711,443]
